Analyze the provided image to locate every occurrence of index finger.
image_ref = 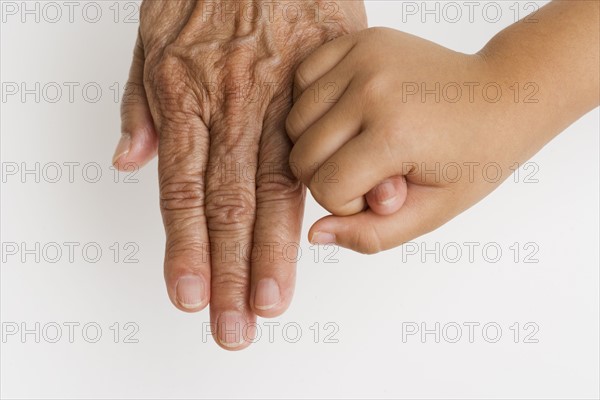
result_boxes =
[149,66,212,314]
[292,32,359,97]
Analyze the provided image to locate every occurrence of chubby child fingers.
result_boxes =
[292,32,360,98]
[304,132,402,216]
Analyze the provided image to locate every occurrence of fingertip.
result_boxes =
[309,230,337,246]
[112,129,158,171]
[112,133,132,168]
[285,111,300,143]
[337,196,367,216]
[308,216,339,246]
[175,274,209,312]
[309,213,384,254]
[309,184,366,216]
[251,277,294,318]
[252,302,290,319]
[366,176,407,216]
[211,309,256,351]
[165,266,210,313]
[311,184,450,254]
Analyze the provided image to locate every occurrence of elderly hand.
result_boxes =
[112,0,367,350]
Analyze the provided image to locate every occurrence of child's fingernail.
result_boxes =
[377,181,398,205]
[112,133,131,166]
[311,232,336,245]
[254,278,281,310]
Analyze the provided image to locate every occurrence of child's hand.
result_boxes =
[286,27,553,253]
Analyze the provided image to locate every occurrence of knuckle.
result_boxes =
[205,187,256,229]
[288,147,307,182]
[288,145,300,166]
[294,63,311,93]
[285,111,300,142]
[256,168,303,202]
[145,55,202,123]
[309,183,342,214]
[286,103,311,142]
[146,52,191,103]
[164,241,209,272]
[352,226,383,255]
[361,73,386,105]
[365,26,389,38]
[361,27,393,45]
[211,270,249,297]
[160,179,205,212]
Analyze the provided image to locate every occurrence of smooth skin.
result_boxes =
[287,0,599,254]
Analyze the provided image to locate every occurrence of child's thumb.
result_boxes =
[309,185,448,254]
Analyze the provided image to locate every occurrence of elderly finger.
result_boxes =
[205,109,262,350]
[115,31,158,170]
[251,100,305,317]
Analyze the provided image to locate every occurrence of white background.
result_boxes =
[1,1,598,398]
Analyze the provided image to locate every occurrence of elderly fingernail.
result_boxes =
[176,275,206,310]
[376,181,397,205]
[311,232,336,245]
[112,133,131,165]
[254,278,281,310]
[217,311,249,348]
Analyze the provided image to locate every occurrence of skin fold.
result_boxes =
[287,0,599,253]
[113,0,367,350]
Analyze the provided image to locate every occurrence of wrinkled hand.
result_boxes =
[113,0,367,349]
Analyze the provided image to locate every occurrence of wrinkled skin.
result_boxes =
[115,0,367,350]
